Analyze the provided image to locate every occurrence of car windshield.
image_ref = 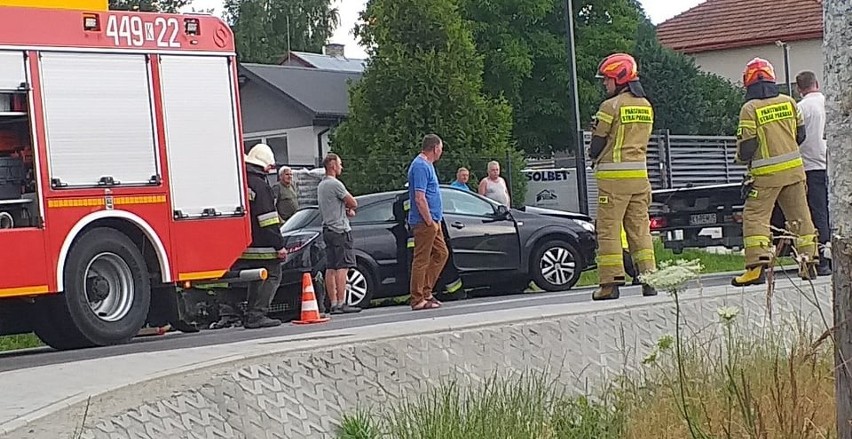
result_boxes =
[281,208,319,232]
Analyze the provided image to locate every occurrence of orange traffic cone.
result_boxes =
[292,273,330,325]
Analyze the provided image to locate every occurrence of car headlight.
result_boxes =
[573,219,595,233]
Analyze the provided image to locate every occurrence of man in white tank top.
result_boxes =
[478,161,511,206]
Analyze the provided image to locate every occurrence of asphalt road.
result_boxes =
[0,271,752,373]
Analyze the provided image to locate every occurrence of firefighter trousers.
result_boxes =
[596,185,656,285]
[743,180,817,268]
[219,259,282,319]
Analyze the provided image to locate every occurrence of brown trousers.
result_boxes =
[409,222,449,305]
[743,179,817,267]
[596,181,656,285]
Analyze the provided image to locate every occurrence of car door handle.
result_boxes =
[451,221,465,229]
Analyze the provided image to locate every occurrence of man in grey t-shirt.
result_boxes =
[317,153,361,314]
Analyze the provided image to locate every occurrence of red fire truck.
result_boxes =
[0,0,263,350]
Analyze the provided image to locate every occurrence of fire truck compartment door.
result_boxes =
[40,53,158,187]
[159,55,243,218]
[0,51,25,92]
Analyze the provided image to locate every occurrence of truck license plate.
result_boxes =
[689,213,717,226]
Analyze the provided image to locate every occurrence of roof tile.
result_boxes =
[657,0,823,53]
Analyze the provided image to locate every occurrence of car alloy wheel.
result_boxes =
[539,245,576,288]
[346,268,370,307]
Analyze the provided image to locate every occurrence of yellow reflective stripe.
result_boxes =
[744,235,771,249]
[751,157,803,176]
[739,120,757,129]
[797,234,817,248]
[757,128,769,160]
[258,212,281,227]
[0,285,50,297]
[446,279,463,293]
[595,162,646,171]
[595,169,648,179]
[407,237,415,248]
[620,227,628,249]
[178,270,227,281]
[752,151,801,168]
[619,106,653,124]
[613,125,625,162]
[240,247,279,260]
[595,111,614,125]
[403,200,411,212]
[597,254,623,267]
[633,249,655,263]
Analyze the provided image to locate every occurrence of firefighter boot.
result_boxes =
[641,283,658,297]
[593,284,621,301]
[799,258,818,281]
[244,313,282,329]
[731,266,766,287]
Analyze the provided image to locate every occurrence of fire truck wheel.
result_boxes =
[36,227,151,349]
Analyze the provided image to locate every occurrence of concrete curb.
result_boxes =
[0,275,833,438]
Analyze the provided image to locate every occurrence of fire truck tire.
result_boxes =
[35,227,151,349]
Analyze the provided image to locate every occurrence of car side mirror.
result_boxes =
[495,204,510,219]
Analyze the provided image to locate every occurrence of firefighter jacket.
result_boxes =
[240,164,286,260]
[736,94,806,188]
[591,89,654,194]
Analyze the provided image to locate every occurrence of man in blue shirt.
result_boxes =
[407,134,448,310]
[450,167,471,191]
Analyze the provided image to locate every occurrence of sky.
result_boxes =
[189,0,706,59]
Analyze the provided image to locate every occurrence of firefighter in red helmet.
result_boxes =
[588,53,657,300]
[731,57,818,286]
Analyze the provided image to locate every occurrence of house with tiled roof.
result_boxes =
[657,0,823,88]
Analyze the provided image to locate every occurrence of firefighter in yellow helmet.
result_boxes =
[589,53,657,300]
[732,57,818,286]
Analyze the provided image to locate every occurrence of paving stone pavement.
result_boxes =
[3,276,833,439]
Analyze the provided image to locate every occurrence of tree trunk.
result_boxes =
[825,1,852,436]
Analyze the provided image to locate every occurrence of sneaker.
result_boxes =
[641,284,658,297]
[330,304,344,315]
[341,304,362,314]
[244,315,282,329]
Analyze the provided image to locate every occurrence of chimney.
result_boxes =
[323,43,345,58]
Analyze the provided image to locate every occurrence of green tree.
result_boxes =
[224,0,340,63]
[460,0,645,156]
[331,0,526,206]
[633,19,741,136]
[108,0,191,13]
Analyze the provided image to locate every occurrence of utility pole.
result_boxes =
[825,1,852,436]
[563,0,588,215]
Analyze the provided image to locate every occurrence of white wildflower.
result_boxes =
[717,306,740,322]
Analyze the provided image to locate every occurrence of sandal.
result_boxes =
[426,296,443,306]
[411,300,441,311]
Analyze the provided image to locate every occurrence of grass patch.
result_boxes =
[576,239,794,287]
[337,373,624,439]
[0,333,42,352]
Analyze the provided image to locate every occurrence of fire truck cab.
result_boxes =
[0,0,259,349]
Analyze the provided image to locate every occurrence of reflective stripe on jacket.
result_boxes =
[592,90,654,181]
[736,95,805,183]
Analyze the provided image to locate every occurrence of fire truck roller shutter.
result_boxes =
[39,52,159,187]
[33,227,151,349]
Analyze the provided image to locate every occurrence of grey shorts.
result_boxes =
[323,228,356,270]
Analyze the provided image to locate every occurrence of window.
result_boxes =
[266,135,288,164]
[350,201,395,224]
[281,208,320,232]
[442,189,496,217]
[244,134,288,164]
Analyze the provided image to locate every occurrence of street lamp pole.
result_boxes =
[563,0,588,215]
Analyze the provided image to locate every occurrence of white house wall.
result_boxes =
[690,39,824,86]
